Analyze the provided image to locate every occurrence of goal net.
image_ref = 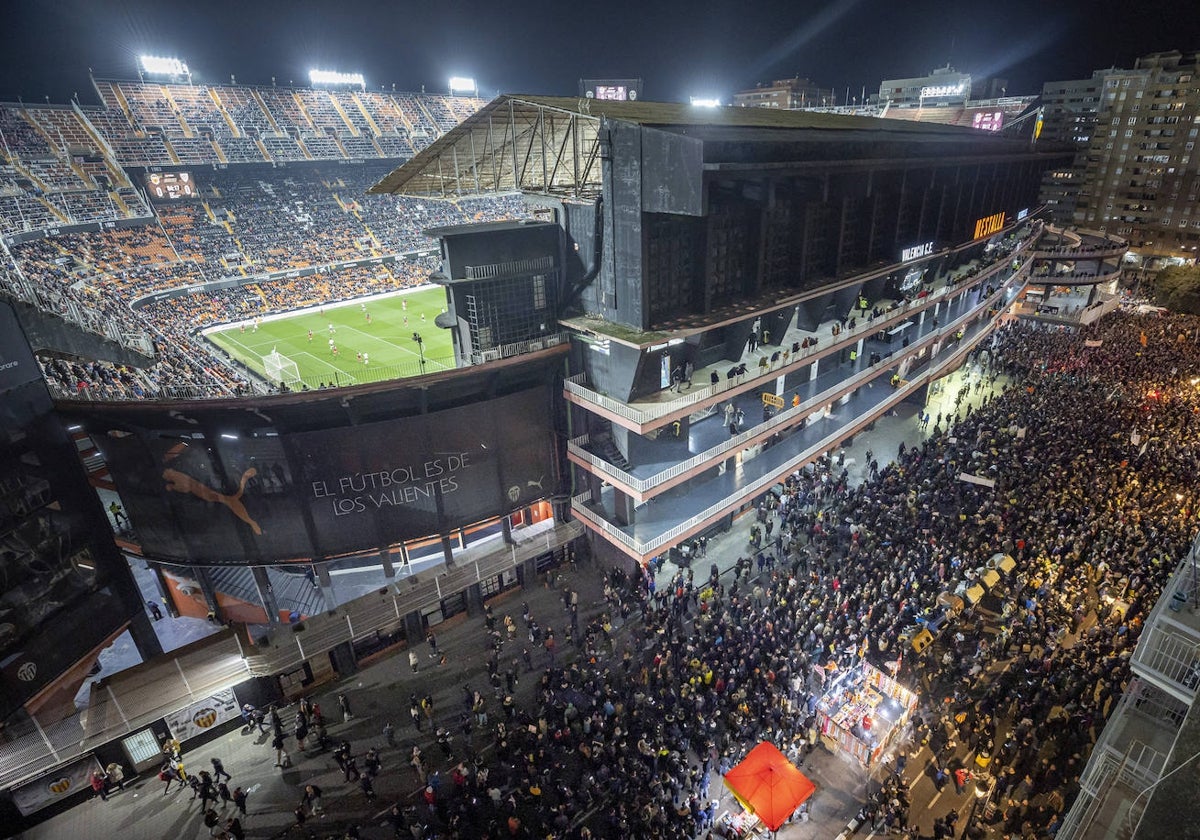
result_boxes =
[262,348,302,385]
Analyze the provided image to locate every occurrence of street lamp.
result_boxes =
[412,332,426,373]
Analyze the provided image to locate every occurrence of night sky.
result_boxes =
[1,0,1196,105]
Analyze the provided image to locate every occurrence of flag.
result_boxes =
[1140,332,1148,347]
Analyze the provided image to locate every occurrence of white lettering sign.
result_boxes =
[901,242,935,262]
[921,83,966,98]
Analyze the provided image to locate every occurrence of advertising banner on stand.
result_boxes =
[10,754,103,815]
[164,688,240,743]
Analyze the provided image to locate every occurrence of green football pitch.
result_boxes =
[205,287,456,389]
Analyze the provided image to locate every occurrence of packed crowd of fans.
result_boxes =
[0,166,524,400]
[139,258,437,329]
[320,311,1195,840]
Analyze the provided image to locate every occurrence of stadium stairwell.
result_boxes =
[293,135,315,161]
[210,138,229,164]
[254,136,272,161]
[109,190,130,216]
[19,108,63,154]
[208,88,242,136]
[159,85,194,137]
[331,135,350,158]
[350,92,382,135]
[326,92,359,135]
[6,159,53,195]
[163,137,182,165]
[289,91,317,132]
[107,83,137,126]
[251,89,282,133]
[68,159,97,189]
[34,194,69,224]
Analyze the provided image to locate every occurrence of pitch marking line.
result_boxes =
[295,350,359,384]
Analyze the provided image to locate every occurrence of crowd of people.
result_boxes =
[0,168,525,399]
[212,310,1197,840]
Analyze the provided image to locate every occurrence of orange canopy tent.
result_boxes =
[723,741,816,832]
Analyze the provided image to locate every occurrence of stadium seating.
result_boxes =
[0,78,507,399]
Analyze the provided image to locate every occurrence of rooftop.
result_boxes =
[369,93,1027,200]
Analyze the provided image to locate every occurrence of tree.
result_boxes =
[1153,265,1200,315]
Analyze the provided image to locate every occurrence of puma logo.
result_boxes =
[526,475,545,491]
[162,444,263,535]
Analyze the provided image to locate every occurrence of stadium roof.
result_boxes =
[369,94,1016,201]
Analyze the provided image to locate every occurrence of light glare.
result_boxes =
[690,97,721,108]
[448,76,477,93]
[140,55,189,76]
[309,69,365,87]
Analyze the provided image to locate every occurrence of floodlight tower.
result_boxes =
[448,76,478,97]
[309,69,366,91]
[139,55,191,84]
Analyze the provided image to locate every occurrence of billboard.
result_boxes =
[100,387,555,564]
[579,79,643,101]
[10,754,104,816]
[973,211,1006,239]
[286,389,552,557]
[971,111,1004,132]
[165,688,240,742]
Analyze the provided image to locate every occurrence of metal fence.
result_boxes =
[0,518,584,792]
[563,236,1037,428]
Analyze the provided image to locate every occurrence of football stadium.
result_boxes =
[204,285,455,388]
[2,24,1200,840]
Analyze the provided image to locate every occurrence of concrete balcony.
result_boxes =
[1129,553,1200,705]
[567,277,1023,503]
[563,242,1036,435]
[570,298,1012,563]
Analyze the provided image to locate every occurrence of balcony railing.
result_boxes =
[564,237,1038,430]
[571,376,924,559]
[571,307,1010,560]
[243,519,583,675]
[569,277,1023,499]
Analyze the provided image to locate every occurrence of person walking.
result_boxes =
[337,691,353,722]
[159,763,181,795]
[303,783,323,816]
[210,756,232,783]
[89,770,109,802]
[409,695,423,732]
[272,729,290,768]
[232,785,248,817]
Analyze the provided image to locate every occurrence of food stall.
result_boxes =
[815,662,917,767]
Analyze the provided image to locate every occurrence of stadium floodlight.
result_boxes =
[139,55,190,78]
[309,69,365,88]
[448,76,478,95]
[689,97,721,108]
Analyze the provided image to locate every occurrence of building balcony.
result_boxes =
[1129,552,1200,705]
[563,236,1039,436]
[567,275,1025,504]
[569,294,1015,564]
[1058,546,1200,840]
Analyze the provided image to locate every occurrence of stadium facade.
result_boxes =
[0,74,1092,828]
[371,95,1075,567]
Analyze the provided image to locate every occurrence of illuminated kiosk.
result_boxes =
[815,661,917,767]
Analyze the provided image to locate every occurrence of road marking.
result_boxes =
[927,790,943,808]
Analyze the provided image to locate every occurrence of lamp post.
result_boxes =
[412,332,426,373]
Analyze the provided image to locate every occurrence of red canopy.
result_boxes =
[723,741,816,831]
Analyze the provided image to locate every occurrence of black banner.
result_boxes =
[287,389,552,557]
[101,387,554,564]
